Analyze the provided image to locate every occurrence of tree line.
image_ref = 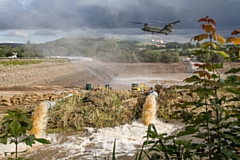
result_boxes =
[0,38,239,63]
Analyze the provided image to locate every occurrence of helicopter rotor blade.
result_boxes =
[127,21,144,24]
[171,20,180,24]
[151,20,165,24]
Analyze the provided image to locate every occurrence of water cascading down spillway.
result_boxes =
[30,101,56,138]
[142,94,158,125]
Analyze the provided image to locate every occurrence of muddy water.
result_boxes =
[109,73,191,90]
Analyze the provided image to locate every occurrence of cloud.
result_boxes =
[0,0,11,11]
[11,30,29,37]
[0,0,240,43]
[0,0,189,30]
[17,0,34,10]
[1,0,240,31]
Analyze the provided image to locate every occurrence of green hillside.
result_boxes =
[1,37,238,63]
[35,37,181,63]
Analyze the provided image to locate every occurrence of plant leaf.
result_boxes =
[21,134,36,147]
[112,139,116,160]
[177,126,197,137]
[201,24,215,33]
[9,120,22,136]
[218,51,229,58]
[231,29,240,35]
[191,34,208,42]
[201,42,219,50]
[183,75,201,83]
[221,147,234,159]
[193,87,216,98]
[226,37,240,45]
[208,18,216,26]
[223,133,239,144]
[198,16,216,26]
[198,16,209,23]
[213,33,225,45]
[225,67,240,74]
[193,70,212,79]
[0,135,8,144]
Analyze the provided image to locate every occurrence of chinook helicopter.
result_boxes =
[128,20,180,35]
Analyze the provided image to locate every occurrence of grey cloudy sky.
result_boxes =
[0,0,239,44]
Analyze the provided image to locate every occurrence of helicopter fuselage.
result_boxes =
[142,24,174,35]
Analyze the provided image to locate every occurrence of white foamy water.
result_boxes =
[0,120,180,160]
[24,119,180,160]
[0,142,31,158]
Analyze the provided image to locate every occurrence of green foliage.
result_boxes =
[0,109,50,159]
[0,37,238,63]
[134,124,194,160]
[0,44,44,58]
[112,139,116,160]
[0,60,43,66]
[138,49,180,63]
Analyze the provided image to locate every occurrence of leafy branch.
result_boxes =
[130,16,240,160]
[0,109,50,159]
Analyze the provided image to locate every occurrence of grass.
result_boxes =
[0,59,68,66]
[0,60,43,66]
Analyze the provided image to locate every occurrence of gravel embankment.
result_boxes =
[0,59,238,89]
[0,60,119,88]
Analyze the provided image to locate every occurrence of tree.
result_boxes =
[133,16,240,160]
[226,29,240,61]
[0,109,50,159]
